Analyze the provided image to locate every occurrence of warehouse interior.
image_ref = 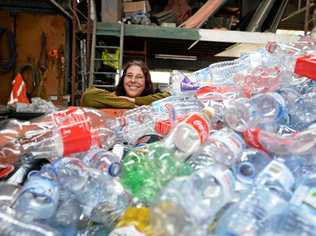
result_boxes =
[0,0,314,105]
[1,1,316,235]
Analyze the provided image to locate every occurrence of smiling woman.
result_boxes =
[81,60,170,109]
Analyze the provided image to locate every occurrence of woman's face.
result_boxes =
[123,65,146,98]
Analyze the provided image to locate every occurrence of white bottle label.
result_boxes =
[259,160,295,190]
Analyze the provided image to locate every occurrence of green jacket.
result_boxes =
[81,87,171,109]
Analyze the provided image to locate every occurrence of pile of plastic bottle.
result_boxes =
[1,36,316,236]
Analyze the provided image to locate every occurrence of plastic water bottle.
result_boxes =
[13,173,60,221]
[266,41,304,73]
[52,157,130,226]
[163,107,215,160]
[0,107,117,164]
[82,146,123,177]
[216,160,295,236]
[234,66,282,97]
[120,142,193,204]
[224,92,287,132]
[235,148,272,185]
[260,177,316,236]
[255,160,296,192]
[208,55,250,86]
[152,95,205,136]
[243,124,316,156]
[187,127,245,170]
[0,205,62,236]
[152,95,204,120]
[48,188,82,236]
[288,92,316,130]
[151,164,235,236]
[106,106,156,144]
[169,70,202,95]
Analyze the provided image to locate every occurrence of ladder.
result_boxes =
[89,21,124,90]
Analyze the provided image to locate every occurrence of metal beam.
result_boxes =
[96,23,200,41]
[97,23,300,45]
[198,29,300,44]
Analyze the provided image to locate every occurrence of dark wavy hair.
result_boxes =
[115,60,154,96]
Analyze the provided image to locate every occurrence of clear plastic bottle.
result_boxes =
[288,92,316,130]
[208,54,251,86]
[82,145,123,177]
[216,160,295,236]
[243,125,316,156]
[224,92,287,132]
[235,148,272,185]
[120,142,193,204]
[163,107,215,160]
[13,173,60,221]
[151,164,235,236]
[187,127,245,170]
[152,95,205,136]
[106,105,156,144]
[52,157,130,226]
[0,205,62,236]
[0,107,117,164]
[260,177,316,236]
[169,70,202,95]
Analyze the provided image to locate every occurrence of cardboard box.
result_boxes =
[123,1,151,13]
[101,0,122,23]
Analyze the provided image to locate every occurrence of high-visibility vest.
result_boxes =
[8,72,30,105]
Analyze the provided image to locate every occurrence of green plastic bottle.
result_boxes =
[120,142,192,204]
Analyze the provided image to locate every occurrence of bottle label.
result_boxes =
[155,116,185,136]
[53,107,92,156]
[180,76,199,92]
[109,226,145,236]
[0,164,15,178]
[195,85,236,99]
[258,160,295,190]
[243,128,266,151]
[211,130,245,159]
[183,113,209,143]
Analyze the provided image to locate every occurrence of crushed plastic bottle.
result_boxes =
[187,127,245,170]
[216,160,295,236]
[225,92,287,132]
[163,107,215,160]
[120,142,193,204]
[151,164,235,236]
[107,106,156,144]
[52,157,130,226]
[235,148,272,185]
[0,107,117,164]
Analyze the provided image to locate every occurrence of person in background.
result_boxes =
[81,60,170,109]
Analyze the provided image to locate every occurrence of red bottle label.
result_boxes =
[155,116,185,136]
[243,128,266,151]
[0,164,15,178]
[53,107,92,156]
[183,113,209,144]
